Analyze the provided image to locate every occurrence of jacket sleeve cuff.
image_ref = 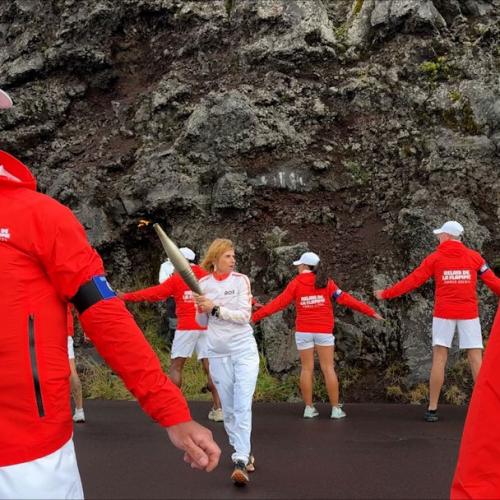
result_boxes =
[159,408,192,428]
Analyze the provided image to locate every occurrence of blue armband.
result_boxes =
[332,289,343,301]
[71,276,117,314]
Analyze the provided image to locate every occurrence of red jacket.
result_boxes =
[122,266,208,330]
[381,240,500,319]
[252,272,377,333]
[67,305,75,337]
[451,304,500,498]
[0,151,190,467]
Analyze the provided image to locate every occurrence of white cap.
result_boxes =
[180,247,196,261]
[433,221,464,237]
[0,89,13,109]
[293,252,320,267]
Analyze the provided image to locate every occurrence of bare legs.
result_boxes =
[169,357,221,409]
[428,346,448,410]
[467,348,482,381]
[299,345,340,407]
[428,346,483,410]
[201,358,222,409]
[317,345,340,407]
[69,358,83,411]
[169,357,187,388]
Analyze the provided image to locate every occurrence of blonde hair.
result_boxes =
[201,238,234,273]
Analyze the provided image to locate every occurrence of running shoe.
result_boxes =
[231,460,249,485]
[424,409,439,422]
[73,408,85,423]
[208,407,224,422]
[330,405,346,419]
[303,405,319,418]
[246,454,255,473]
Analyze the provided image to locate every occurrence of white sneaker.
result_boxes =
[208,407,224,422]
[73,408,85,423]
[303,405,319,418]
[330,405,346,419]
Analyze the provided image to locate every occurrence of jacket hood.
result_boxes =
[0,150,37,191]
[437,240,467,257]
[296,272,315,285]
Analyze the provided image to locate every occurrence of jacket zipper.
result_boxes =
[28,314,45,417]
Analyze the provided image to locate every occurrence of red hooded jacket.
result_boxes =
[0,151,190,467]
[451,304,500,498]
[122,265,208,331]
[381,240,500,319]
[252,272,377,333]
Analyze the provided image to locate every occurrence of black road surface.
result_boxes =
[75,401,465,499]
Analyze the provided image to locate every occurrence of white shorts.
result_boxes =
[295,332,335,351]
[432,317,483,349]
[0,438,84,499]
[67,336,75,360]
[171,330,208,360]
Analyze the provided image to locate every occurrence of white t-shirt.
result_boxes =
[159,260,175,284]
[197,272,256,357]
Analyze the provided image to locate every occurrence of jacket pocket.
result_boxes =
[28,314,45,417]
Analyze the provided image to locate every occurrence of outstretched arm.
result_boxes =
[331,280,382,319]
[375,256,434,300]
[251,281,296,323]
[478,263,500,296]
[121,277,175,303]
[36,201,220,471]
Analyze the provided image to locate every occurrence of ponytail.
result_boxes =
[311,262,329,289]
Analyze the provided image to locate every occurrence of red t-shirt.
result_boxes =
[252,272,377,333]
[122,265,208,330]
[381,240,500,319]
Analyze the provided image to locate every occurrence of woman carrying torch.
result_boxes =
[194,239,258,486]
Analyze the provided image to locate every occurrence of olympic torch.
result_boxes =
[153,223,202,295]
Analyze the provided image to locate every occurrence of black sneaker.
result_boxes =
[424,409,439,422]
[231,460,249,486]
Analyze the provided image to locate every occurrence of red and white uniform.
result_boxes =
[122,266,208,331]
[451,304,500,498]
[381,240,500,319]
[252,271,377,332]
[0,151,190,481]
[123,266,209,359]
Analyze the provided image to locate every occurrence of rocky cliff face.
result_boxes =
[1,0,499,399]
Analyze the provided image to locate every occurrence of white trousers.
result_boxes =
[209,348,259,464]
[0,439,84,500]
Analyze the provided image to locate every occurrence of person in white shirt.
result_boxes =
[194,239,258,486]
[159,259,175,284]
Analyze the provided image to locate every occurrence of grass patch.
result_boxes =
[444,385,467,405]
[408,383,429,405]
[386,385,406,401]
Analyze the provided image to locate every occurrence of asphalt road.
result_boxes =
[74,401,466,499]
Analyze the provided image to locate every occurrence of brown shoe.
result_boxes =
[231,460,249,486]
[246,454,255,473]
